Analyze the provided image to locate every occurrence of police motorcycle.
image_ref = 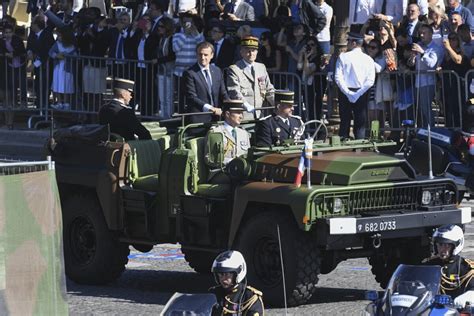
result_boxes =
[400,120,474,202]
[364,264,473,315]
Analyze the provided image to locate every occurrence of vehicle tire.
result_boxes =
[235,212,321,307]
[369,242,431,289]
[181,247,214,274]
[62,194,130,285]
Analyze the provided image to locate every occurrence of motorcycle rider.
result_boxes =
[425,224,474,308]
[209,250,264,315]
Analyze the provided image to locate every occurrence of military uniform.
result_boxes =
[209,283,264,316]
[226,36,275,121]
[209,123,250,165]
[255,90,304,147]
[98,99,151,141]
[98,78,151,141]
[425,256,474,298]
[256,114,303,147]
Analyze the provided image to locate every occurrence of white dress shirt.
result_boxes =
[335,47,376,103]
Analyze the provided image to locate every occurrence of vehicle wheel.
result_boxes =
[369,242,431,289]
[62,194,130,284]
[181,247,215,274]
[235,212,321,307]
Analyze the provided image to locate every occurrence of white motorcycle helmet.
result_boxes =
[432,224,464,256]
[211,250,247,284]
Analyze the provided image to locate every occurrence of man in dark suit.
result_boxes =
[210,24,234,70]
[26,16,55,109]
[256,90,303,147]
[99,79,151,141]
[184,41,229,124]
[400,3,422,44]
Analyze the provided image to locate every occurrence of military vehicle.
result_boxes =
[51,121,471,307]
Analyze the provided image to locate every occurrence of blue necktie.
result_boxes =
[117,35,124,59]
[204,69,214,105]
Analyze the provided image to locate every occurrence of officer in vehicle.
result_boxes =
[208,99,251,165]
[425,224,474,307]
[255,90,304,147]
[209,250,264,315]
[98,79,151,141]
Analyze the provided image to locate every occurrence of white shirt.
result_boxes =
[349,0,382,24]
[316,2,333,42]
[224,121,236,138]
[177,0,197,13]
[335,47,376,103]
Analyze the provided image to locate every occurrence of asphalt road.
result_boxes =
[66,201,474,316]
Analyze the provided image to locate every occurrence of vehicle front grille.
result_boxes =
[317,183,455,217]
[349,186,421,214]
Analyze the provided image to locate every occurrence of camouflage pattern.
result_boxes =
[0,168,68,315]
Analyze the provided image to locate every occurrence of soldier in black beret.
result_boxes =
[255,90,304,147]
[98,78,151,141]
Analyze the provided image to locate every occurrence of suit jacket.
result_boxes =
[207,124,250,164]
[98,99,152,141]
[212,38,235,70]
[400,19,422,43]
[256,114,303,147]
[184,63,229,124]
[224,1,255,21]
[130,30,160,61]
[26,29,55,64]
[226,60,275,120]
[108,27,136,59]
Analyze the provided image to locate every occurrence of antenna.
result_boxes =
[276,225,288,315]
[415,51,434,179]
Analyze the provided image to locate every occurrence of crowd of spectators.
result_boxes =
[0,0,474,133]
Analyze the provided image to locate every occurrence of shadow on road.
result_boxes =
[67,269,214,305]
[67,268,372,307]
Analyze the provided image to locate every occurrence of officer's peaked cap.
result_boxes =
[114,78,134,92]
[222,99,245,112]
[275,90,296,106]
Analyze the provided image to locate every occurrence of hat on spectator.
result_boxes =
[222,99,245,112]
[241,36,259,49]
[114,78,134,92]
[275,90,296,106]
[347,32,364,43]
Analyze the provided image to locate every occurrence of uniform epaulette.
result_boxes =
[246,285,263,296]
[464,258,474,269]
[259,115,271,121]
[422,256,437,264]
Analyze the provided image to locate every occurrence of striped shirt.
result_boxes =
[172,32,204,77]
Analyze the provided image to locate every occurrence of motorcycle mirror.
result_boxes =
[402,120,415,128]
[365,290,379,302]
[434,294,453,306]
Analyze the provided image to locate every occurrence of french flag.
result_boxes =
[294,138,313,188]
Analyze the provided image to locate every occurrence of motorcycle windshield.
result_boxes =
[160,293,217,316]
[379,264,442,316]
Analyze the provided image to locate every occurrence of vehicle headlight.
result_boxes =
[421,190,432,205]
[333,197,343,213]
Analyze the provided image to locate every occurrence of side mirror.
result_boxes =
[365,290,379,302]
[205,131,224,168]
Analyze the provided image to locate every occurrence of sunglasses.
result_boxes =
[368,45,378,49]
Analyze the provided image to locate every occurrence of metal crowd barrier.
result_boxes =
[0,156,54,175]
[0,52,466,135]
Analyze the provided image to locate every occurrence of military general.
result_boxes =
[255,90,304,147]
[226,36,275,120]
